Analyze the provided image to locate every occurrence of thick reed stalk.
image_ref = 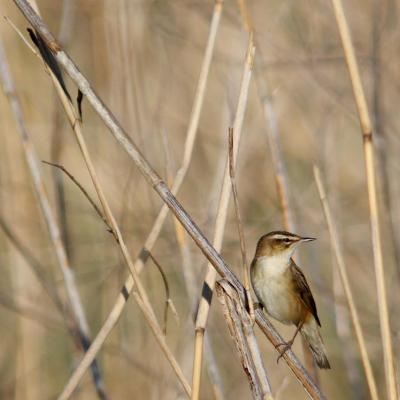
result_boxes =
[330,1,397,399]
[314,166,379,400]
[191,36,255,400]
[12,3,326,398]
[216,279,273,400]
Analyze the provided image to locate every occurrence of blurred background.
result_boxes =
[0,0,399,398]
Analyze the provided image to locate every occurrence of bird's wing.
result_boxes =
[290,259,321,326]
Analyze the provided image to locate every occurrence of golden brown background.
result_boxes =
[0,0,399,399]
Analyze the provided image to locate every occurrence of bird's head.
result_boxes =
[254,231,315,259]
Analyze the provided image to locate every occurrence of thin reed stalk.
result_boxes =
[0,216,65,314]
[21,1,224,397]
[36,28,191,400]
[330,1,397,399]
[132,292,191,397]
[0,39,107,400]
[13,3,326,398]
[13,1,190,396]
[191,36,255,400]
[228,127,254,322]
[169,139,226,396]
[236,0,318,380]
[21,0,191,396]
[314,166,379,400]
[236,0,295,230]
[49,0,75,259]
[52,52,193,400]
[44,161,190,399]
[46,161,179,335]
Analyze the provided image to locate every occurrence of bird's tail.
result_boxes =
[301,317,331,369]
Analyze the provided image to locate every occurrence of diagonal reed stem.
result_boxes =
[13,1,190,397]
[12,2,326,398]
[30,1,223,397]
[39,25,192,400]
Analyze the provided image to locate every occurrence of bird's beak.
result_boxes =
[300,237,316,242]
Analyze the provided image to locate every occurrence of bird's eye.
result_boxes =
[283,238,291,243]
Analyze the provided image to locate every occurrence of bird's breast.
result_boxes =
[251,258,303,325]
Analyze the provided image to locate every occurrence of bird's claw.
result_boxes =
[275,341,293,364]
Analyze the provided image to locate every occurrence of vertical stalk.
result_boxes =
[314,167,379,400]
[216,279,273,399]
[331,1,397,399]
[236,0,318,380]
[191,36,255,400]
[228,127,254,321]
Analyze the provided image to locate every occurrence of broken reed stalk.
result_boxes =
[216,279,273,400]
[12,2,325,398]
[330,1,397,399]
[228,127,254,322]
[29,1,223,397]
[148,253,179,335]
[191,36,255,400]
[42,161,109,228]
[314,166,379,400]
[236,0,318,380]
[0,39,108,400]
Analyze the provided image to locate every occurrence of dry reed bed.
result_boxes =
[0,0,398,399]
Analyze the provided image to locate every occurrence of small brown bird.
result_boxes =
[250,231,330,369]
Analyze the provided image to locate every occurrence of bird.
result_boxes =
[250,230,330,369]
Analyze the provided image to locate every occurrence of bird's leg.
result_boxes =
[275,320,304,363]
